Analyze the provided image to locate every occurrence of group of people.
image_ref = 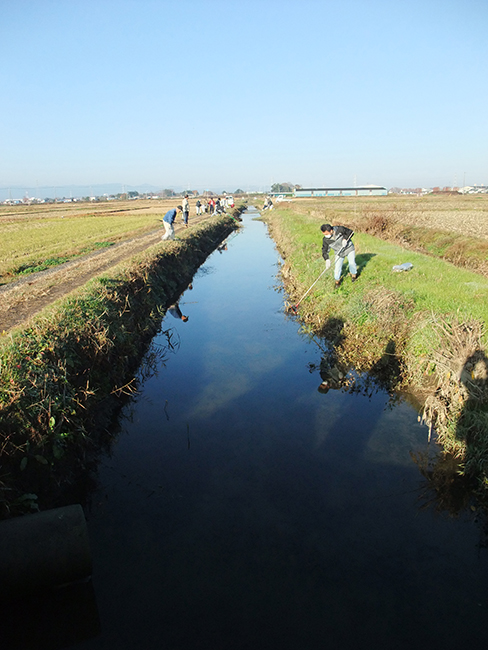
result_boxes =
[161,198,358,290]
[195,196,234,216]
[161,194,234,241]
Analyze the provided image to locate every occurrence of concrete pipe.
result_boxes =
[0,504,92,600]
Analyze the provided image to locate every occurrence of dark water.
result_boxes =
[74,211,487,649]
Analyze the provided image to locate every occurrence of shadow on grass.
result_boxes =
[355,252,376,276]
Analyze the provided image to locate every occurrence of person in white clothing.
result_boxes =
[182,195,190,228]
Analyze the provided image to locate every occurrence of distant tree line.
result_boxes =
[271,182,302,193]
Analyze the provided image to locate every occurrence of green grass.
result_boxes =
[13,242,114,276]
[275,209,488,331]
[354,233,488,320]
[0,213,164,280]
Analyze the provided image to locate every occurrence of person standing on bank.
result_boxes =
[320,223,357,288]
[182,195,190,228]
[161,205,183,240]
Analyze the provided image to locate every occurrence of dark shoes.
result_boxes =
[335,274,358,289]
[336,274,358,288]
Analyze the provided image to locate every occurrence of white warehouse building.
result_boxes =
[294,185,387,197]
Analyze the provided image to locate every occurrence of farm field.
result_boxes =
[288,193,488,240]
[1,194,488,511]
[0,198,182,279]
[0,198,214,333]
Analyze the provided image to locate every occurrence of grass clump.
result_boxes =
[12,242,116,277]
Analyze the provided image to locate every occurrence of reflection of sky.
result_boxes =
[154,215,310,423]
[189,339,286,419]
[148,214,425,473]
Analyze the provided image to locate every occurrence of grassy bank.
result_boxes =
[265,206,488,505]
[287,193,488,276]
[0,213,241,518]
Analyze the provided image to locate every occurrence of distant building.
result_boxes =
[461,185,488,194]
[294,185,387,197]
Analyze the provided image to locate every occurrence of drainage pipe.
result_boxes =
[0,504,92,600]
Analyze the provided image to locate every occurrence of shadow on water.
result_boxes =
[312,315,403,398]
[1,581,101,650]
[412,350,488,524]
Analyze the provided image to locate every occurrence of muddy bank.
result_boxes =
[0,213,242,518]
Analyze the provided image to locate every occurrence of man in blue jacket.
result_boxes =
[162,205,183,240]
[320,223,357,288]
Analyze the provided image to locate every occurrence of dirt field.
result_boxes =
[0,200,215,333]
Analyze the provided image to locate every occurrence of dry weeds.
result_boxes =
[293,194,488,240]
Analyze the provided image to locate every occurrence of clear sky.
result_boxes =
[1,0,487,195]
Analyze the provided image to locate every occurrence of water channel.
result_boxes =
[74,209,488,649]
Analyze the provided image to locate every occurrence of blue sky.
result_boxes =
[1,0,487,195]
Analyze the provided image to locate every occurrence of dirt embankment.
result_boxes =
[0,215,211,333]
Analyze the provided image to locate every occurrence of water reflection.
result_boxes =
[167,302,189,322]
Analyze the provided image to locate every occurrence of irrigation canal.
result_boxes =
[49,210,488,648]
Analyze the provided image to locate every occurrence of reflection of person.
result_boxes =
[182,195,190,227]
[162,206,183,240]
[320,223,357,288]
[168,302,189,322]
[318,362,344,394]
